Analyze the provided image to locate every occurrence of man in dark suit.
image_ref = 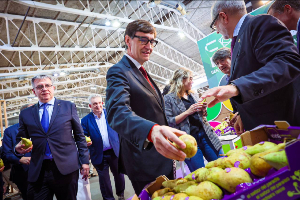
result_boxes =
[105,20,186,194]
[81,94,125,200]
[268,0,300,52]
[15,75,89,200]
[2,104,33,200]
[200,1,300,133]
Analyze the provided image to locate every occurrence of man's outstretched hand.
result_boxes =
[151,126,187,161]
[199,85,239,108]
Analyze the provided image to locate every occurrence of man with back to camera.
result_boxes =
[105,19,187,194]
[15,75,89,200]
[81,94,125,200]
[199,0,300,134]
[268,0,300,52]
[2,104,33,200]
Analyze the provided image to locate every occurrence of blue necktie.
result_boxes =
[41,103,52,159]
[297,21,300,52]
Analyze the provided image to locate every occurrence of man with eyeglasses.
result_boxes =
[15,75,89,200]
[200,1,300,133]
[106,20,186,194]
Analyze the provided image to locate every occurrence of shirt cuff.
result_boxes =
[147,124,159,143]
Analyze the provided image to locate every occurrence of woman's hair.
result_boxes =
[169,69,193,97]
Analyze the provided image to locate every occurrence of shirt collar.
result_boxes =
[93,111,103,119]
[125,54,142,69]
[233,14,248,37]
[39,97,55,107]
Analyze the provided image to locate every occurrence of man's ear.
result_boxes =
[125,35,131,49]
[283,4,292,15]
[220,12,229,24]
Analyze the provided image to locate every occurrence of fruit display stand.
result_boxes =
[134,122,300,200]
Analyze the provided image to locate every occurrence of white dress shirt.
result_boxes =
[125,53,142,69]
[233,14,248,37]
[93,112,112,151]
[38,97,55,123]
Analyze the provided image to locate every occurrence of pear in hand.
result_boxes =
[0,158,4,168]
[21,137,32,149]
[174,135,197,158]
[85,136,92,143]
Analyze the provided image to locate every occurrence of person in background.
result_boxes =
[268,0,300,52]
[2,104,33,200]
[200,0,300,134]
[81,94,125,200]
[212,48,239,127]
[164,69,223,171]
[105,19,186,195]
[15,75,89,200]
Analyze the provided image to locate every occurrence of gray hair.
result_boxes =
[268,0,300,14]
[31,75,53,88]
[211,0,247,19]
[88,94,102,104]
[212,47,231,64]
[169,69,192,98]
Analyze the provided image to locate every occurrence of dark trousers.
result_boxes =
[11,165,28,200]
[129,168,173,196]
[94,149,125,200]
[27,159,79,200]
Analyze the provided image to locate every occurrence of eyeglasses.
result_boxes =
[210,13,220,31]
[34,84,53,90]
[133,35,158,47]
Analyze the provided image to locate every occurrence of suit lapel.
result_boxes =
[48,99,60,133]
[31,103,46,134]
[89,112,101,136]
[122,56,164,110]
[230,15,253,77]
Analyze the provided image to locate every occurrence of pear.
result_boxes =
[162,196,173,200]
[185,181,223,200]
[21,137,32,149]
[261,150,288,170]
[173,193,188,200]
[250,143,285,177]
[173,181,196,193]
[222,152,251,169]
[0,159,4,168]
[176,178,188,185]
[162,180,177,189]
[244,141,276,155]
[185,168,204,181]
[207,167,223,176]
[164,192,175,196]
[225,146,251,156]
[250,152,272,177]
[205,160,215,168]
[174,135,197,158]
[153,197,163,200]
[194,168,209,182]
[85,136,91,143]
[186,196,204,200]
[152,188,172,199]
[207,167,252,193]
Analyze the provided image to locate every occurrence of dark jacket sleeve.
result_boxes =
[163,95,177,127]
[105,65,156,152]
[232,15,300,103]
[71,103,89,165]
[3,128,20,165]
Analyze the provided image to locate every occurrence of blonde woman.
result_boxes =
[164,69,222,171]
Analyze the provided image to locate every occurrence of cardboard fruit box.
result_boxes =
[134,121,300,200]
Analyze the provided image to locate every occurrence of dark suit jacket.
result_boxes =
[3,123,29,182]
[229,14,300,130]
[16,99,89,182]
[81,109,120,166]
[105,55,172,181]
